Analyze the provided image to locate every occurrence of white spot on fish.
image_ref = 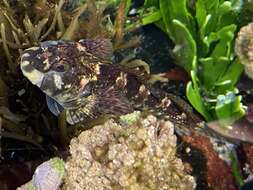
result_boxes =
[53,74,64,90]
[65,84,71,89]
[76,43,86,52]
[159,97,171,109]
[116,72,127,89]
[29,47,40,51]
[80,76,90,90]
[43,59,51,70]
[20,61,44,87]
[136,84,150,100]
[22,53,30,58]
[94,64,100,74]
[20,60,30,67]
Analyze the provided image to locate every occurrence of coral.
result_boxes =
[61,114,196,190]
[0,0,139,68]
[17,157,65,190]
[235,22,253,79]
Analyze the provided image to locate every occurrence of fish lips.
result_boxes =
[20,60,45,87]
[20,48,46,87]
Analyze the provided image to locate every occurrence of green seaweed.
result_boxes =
[139,0,245,122]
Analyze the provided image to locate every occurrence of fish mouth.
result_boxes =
[20,50,45,87]
[39,76,46,89]
[20,61,45,87]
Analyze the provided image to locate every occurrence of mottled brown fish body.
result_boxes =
[20,38,197,130]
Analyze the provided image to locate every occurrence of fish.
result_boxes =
[20,38,199,130]
[20,38,253,145]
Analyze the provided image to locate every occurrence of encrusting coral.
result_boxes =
[16,113,196,190]
[61,113,196,190]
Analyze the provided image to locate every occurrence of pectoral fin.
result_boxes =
[96,86,133,116]
[65,86,133,125]
[46,95,64,116]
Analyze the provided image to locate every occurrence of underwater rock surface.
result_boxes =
[17,157,65,190]
[61,114,196,190]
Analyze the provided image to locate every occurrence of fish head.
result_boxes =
[20,39,133,124]
[20,40,103,107]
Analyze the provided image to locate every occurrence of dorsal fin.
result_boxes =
[78,38,113,60]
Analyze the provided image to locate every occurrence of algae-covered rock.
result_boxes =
[61,114,196,190]
[17,157,65,190]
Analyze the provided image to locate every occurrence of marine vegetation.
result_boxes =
[136,0,246,122]
[0,0,141,149]
[0,0,138,64]
[0,1,199,188]
[1,0,253,190]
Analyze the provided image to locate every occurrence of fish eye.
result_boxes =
[55,64,66,72]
